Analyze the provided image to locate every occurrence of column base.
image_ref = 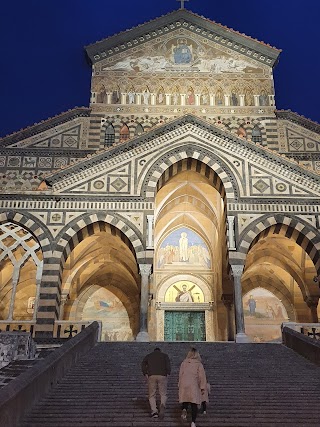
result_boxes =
[235,332,251,343]
[136,331,150,342]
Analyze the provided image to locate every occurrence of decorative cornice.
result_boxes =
[276,110,320,135]
[85,9,280,67]
[0,107,90,147]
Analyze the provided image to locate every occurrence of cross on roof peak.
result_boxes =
[177,0,189,9]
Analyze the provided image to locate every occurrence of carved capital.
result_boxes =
[60,294,69,306]
[155,301,162,310]
[231,264,244,278]
[139,264,152,276]
[305,296,319,308]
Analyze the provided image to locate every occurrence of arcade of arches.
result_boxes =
[1,164,319,343]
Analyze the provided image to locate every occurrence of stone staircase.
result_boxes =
[20,342,320,426]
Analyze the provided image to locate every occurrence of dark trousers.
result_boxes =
[182,402,198,422]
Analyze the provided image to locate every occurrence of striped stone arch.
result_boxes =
[55,212,145,264]
[238,214,320,275]
[33,213,145,337]
[0,210,52,253]
[144,153,235,276]
[144,149,237,201]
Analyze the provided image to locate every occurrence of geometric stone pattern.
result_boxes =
[0,9,320,338]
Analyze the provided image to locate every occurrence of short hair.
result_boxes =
[186,347,201,361]
[154,347,161,351]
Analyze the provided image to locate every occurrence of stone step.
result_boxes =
[20,342,320,426]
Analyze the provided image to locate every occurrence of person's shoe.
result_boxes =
[181,408,187,421]
[203,410,206,414]
[191,422,196,427]
[151,412,158,418]
[159,404,165,419]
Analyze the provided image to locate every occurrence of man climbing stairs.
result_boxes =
[20,342,320,426]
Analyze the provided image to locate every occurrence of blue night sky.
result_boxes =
[0,0,319,138]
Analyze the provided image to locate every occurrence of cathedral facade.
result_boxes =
[0,8,319,343]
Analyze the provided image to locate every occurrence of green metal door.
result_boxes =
[164,311,206,341]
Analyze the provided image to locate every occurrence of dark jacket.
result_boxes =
[141,349,171,376]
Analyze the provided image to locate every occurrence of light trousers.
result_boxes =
[148,375,168,413]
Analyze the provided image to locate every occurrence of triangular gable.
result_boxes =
[0,108,90,148]
[44,114,320,199]
[85,9,280,68]
[99,29,266,75]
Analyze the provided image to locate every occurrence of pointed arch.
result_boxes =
[230,89,239,106]
[244,88,254,106]
[251,125,262,143]
[237,126,247,138]
[119,123,130,142]
[135,123,144,136]
[215,87,224,106]
[105,123,115,147]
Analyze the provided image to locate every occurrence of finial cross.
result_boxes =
[177,0,189,9]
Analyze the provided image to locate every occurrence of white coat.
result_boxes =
[178,358,207,405]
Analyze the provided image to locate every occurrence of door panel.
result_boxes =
[164,311,206,341]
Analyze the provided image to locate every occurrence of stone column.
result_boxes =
[165,94,171,105]
[231,265,250,343]
[150,93,156,105]
[306,296,319,322]
[222,294,235,341]
[181,94,186,106]
[224,95,230,106]
[227,216,236,250]
[210,94,215,106]
[136,93,141,105]
[239,95,245,106]
[106,93,112,104]
[8,267,20,320]
[195,94,201,106]
[253,95,260,106]
[269,95,275,106]
[146,215,154,249]
[121,93,127,104]
[58,294,69,320]
[136,264,152,342]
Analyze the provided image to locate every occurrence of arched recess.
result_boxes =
[55,212,145,262]
[242,287,290,342]
[59,221,140,341]
[0,221,43,321]
[156,274,213,302]
[240,219,320,324]
[150,157,233,341]
[143,153,237,201]
[239,216,320,276]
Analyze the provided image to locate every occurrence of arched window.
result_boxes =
[186,87,195,105]
[245,89,254,106]
[215,88,224,106]
[251,125,262,143]
[259,90,269,106]
[105,124,115,147]
[135,123,144,136]
[157,87,165,104]
[230,90,239,106]
[119,124,130,142]
[201,89,210,105]
[237,126,247,138]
